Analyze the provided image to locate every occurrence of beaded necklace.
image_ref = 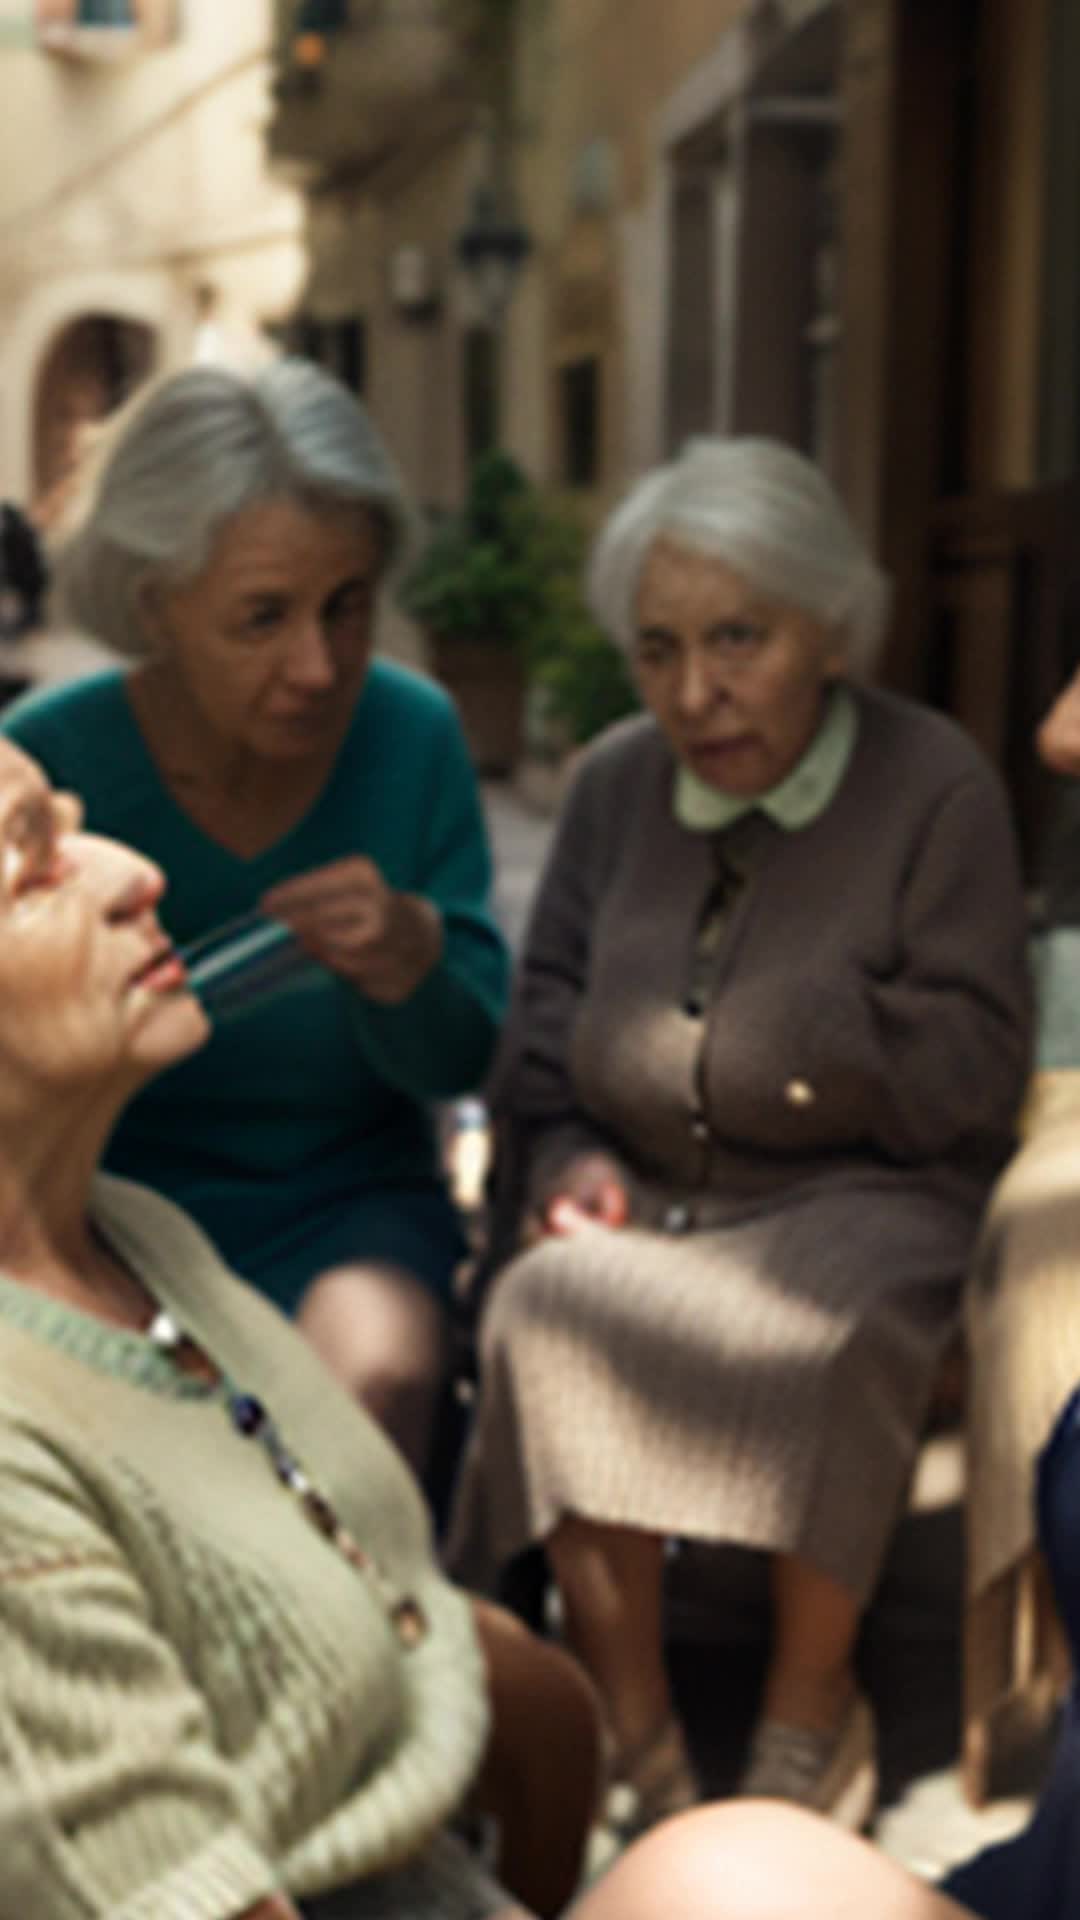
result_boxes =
[146,1307,428,1649]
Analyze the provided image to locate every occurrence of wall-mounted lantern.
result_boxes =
[455,180,532,331]
[289,0,348,80]
[388,246,442,325]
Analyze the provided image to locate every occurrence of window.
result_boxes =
[463,327,498,462]
[35,0,178,54]
[78,2,134,21]
[559,357,601,489]
[270,314,368,395]
[295,0,348,28]
[333,319,366,395]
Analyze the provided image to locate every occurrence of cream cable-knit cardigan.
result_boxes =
[0,1175,489,1920]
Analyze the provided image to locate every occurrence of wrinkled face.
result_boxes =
[147,498,384,763]
[633,537,845,797]
[0,740,208,1096]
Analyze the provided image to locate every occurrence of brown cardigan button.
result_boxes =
[784,1077,816,1108]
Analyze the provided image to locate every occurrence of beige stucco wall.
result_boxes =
[364,147,478,516]
[0,0,304,497]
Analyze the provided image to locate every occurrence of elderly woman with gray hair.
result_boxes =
[449,438,1032,1833]
[1,362,509,1480]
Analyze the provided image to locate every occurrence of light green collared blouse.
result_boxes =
[674,684,858,832]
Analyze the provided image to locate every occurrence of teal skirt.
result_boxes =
[245,1180,468,1319]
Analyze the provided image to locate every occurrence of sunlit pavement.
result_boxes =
[483,774,556,953]
[0,626,116,693]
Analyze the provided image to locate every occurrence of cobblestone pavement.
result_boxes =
[480,773,1044,1887]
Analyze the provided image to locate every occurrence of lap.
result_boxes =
[483,1178,965,1367]
[463,1180,966,1594]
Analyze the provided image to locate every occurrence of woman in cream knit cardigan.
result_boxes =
[0,730,795,1920]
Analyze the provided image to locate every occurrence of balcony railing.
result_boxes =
[268,0,476,184]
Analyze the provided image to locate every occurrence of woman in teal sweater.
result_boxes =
[2,362,508,1476]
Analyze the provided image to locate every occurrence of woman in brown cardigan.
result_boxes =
[450,438,1032,1836]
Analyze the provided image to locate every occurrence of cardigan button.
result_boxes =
[690,1116,710,1143]
[784,1077,816,1109]
[663,1203,693,1233]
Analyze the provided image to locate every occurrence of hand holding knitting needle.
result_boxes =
[261,857,443,1004]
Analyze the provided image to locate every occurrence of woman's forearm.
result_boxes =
[237,1896,301,1920]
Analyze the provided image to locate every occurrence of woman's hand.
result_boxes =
[261,857,443,1003]
[534,1151,631,1239]
[1037,667,1080,776]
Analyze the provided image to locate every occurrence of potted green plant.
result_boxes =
[397,453,542,773]
[399,451,635,772]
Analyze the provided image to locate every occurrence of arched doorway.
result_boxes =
[32,312,156,526]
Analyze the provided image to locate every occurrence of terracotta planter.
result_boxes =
[430,635,526,776]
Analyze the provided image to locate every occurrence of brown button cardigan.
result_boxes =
[451,687,1033,1600]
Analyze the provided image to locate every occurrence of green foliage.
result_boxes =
[399,451,637,744]
[531,611,638,747]
[398,453,546,655]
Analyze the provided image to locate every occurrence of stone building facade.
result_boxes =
[0,0,305,515]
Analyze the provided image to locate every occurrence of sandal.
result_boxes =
[738,1693,878,1831]
[603,1715,699,1841]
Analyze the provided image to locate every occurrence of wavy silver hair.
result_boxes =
[587,437,890,676]
[55,360,417,659]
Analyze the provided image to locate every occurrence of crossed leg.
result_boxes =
[298,1260,450,1476]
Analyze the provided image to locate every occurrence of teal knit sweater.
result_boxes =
[1,662,509,1306]
[0,1176,490,1919]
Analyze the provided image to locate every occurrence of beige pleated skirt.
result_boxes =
[450,1172,975,1604]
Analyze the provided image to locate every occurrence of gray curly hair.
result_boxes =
[587,436,890,677]
[55,360,416,658]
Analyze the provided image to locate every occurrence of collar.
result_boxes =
[673,684,858,833]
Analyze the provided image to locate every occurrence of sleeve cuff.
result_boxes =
[119,1828,277,1920]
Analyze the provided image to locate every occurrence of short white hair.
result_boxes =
[55,360,417,658]
[587,437,890,676]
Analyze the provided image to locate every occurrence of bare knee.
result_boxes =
[473,1596,603,1770]
[576,1804,781,1920]
[581,1803,967,1920]
[298,1262,449,1470]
